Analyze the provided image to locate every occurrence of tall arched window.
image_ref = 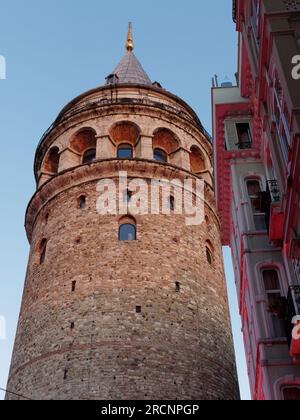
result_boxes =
[246,179,267,231]
[39,239,48,265]
[282,387,300,401]
[82,148,96,164]
[263,269,286,338]
[119,218,137,241]
[154,148,167,163]
[117,144,133,159]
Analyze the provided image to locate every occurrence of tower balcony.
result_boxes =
[286,286,300,360]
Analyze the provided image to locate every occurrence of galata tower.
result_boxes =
[7,24,240,400]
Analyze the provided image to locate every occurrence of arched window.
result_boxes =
[43,147,60,174]
[78,195,86,210]
[190,146,205,173]
[246,179,267,231]
[39,239,47,265]
[117,144,133,159]
[82,148,96,164]
[119,220,137,241]
[262,269,286,338]
[154,148,168,163]
[282,387,300,401]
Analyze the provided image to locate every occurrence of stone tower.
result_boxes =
[7,25,239,400]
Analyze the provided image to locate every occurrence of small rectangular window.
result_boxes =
[136,306,142,314]
[71,281,76,292]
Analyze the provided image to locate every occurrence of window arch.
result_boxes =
[43,147,60,174]
[71,128,97,163]
[39,239,48,265]
[117,144,133,159]
[119,217,137,241]
[110,121,140,146]
[153,128,179,155]
[82,148,96,164]
[154,148,168,163]
[190,146,205,173]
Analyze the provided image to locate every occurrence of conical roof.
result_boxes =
[106,23,152,86]
[111,51,152,85]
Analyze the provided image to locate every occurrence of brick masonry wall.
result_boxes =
[7,170,239,400]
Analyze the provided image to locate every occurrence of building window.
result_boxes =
[119,223,137,241]
[236,123,252,149]
[39,239,47,265]
[168,196,175,211]
[282,387,300,401]
[82,148,96,164]
[43,147,60,174]
[117,144,133,159]
[263,269,286,338]
[78,195,86,210]
[251,0,260,44]
[246,179,267,231]
[206,241,214,265]
[273,72,291,162]
[154,148,168,163]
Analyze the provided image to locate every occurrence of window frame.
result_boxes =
[154,148,168,163]
[119,223,137,242]
[117,144,134,160]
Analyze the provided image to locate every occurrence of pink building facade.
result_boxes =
[212,0,300,400]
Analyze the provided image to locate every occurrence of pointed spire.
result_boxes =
[105,22,152,86]
[126,22,134,52]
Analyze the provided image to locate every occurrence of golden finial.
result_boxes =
[126,22,134,52]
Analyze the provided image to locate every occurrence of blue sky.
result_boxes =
[0,0,251,400]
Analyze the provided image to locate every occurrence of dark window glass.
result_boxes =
[83,149,96,164]
[168,196,175,211]
[118,144,133,159]
[154,149,167,163]
[119,224,136,241]
[283,387,300,401]
[78,196,86,210]
[236,123,252,149]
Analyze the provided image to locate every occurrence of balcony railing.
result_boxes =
[286,286,300,347]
